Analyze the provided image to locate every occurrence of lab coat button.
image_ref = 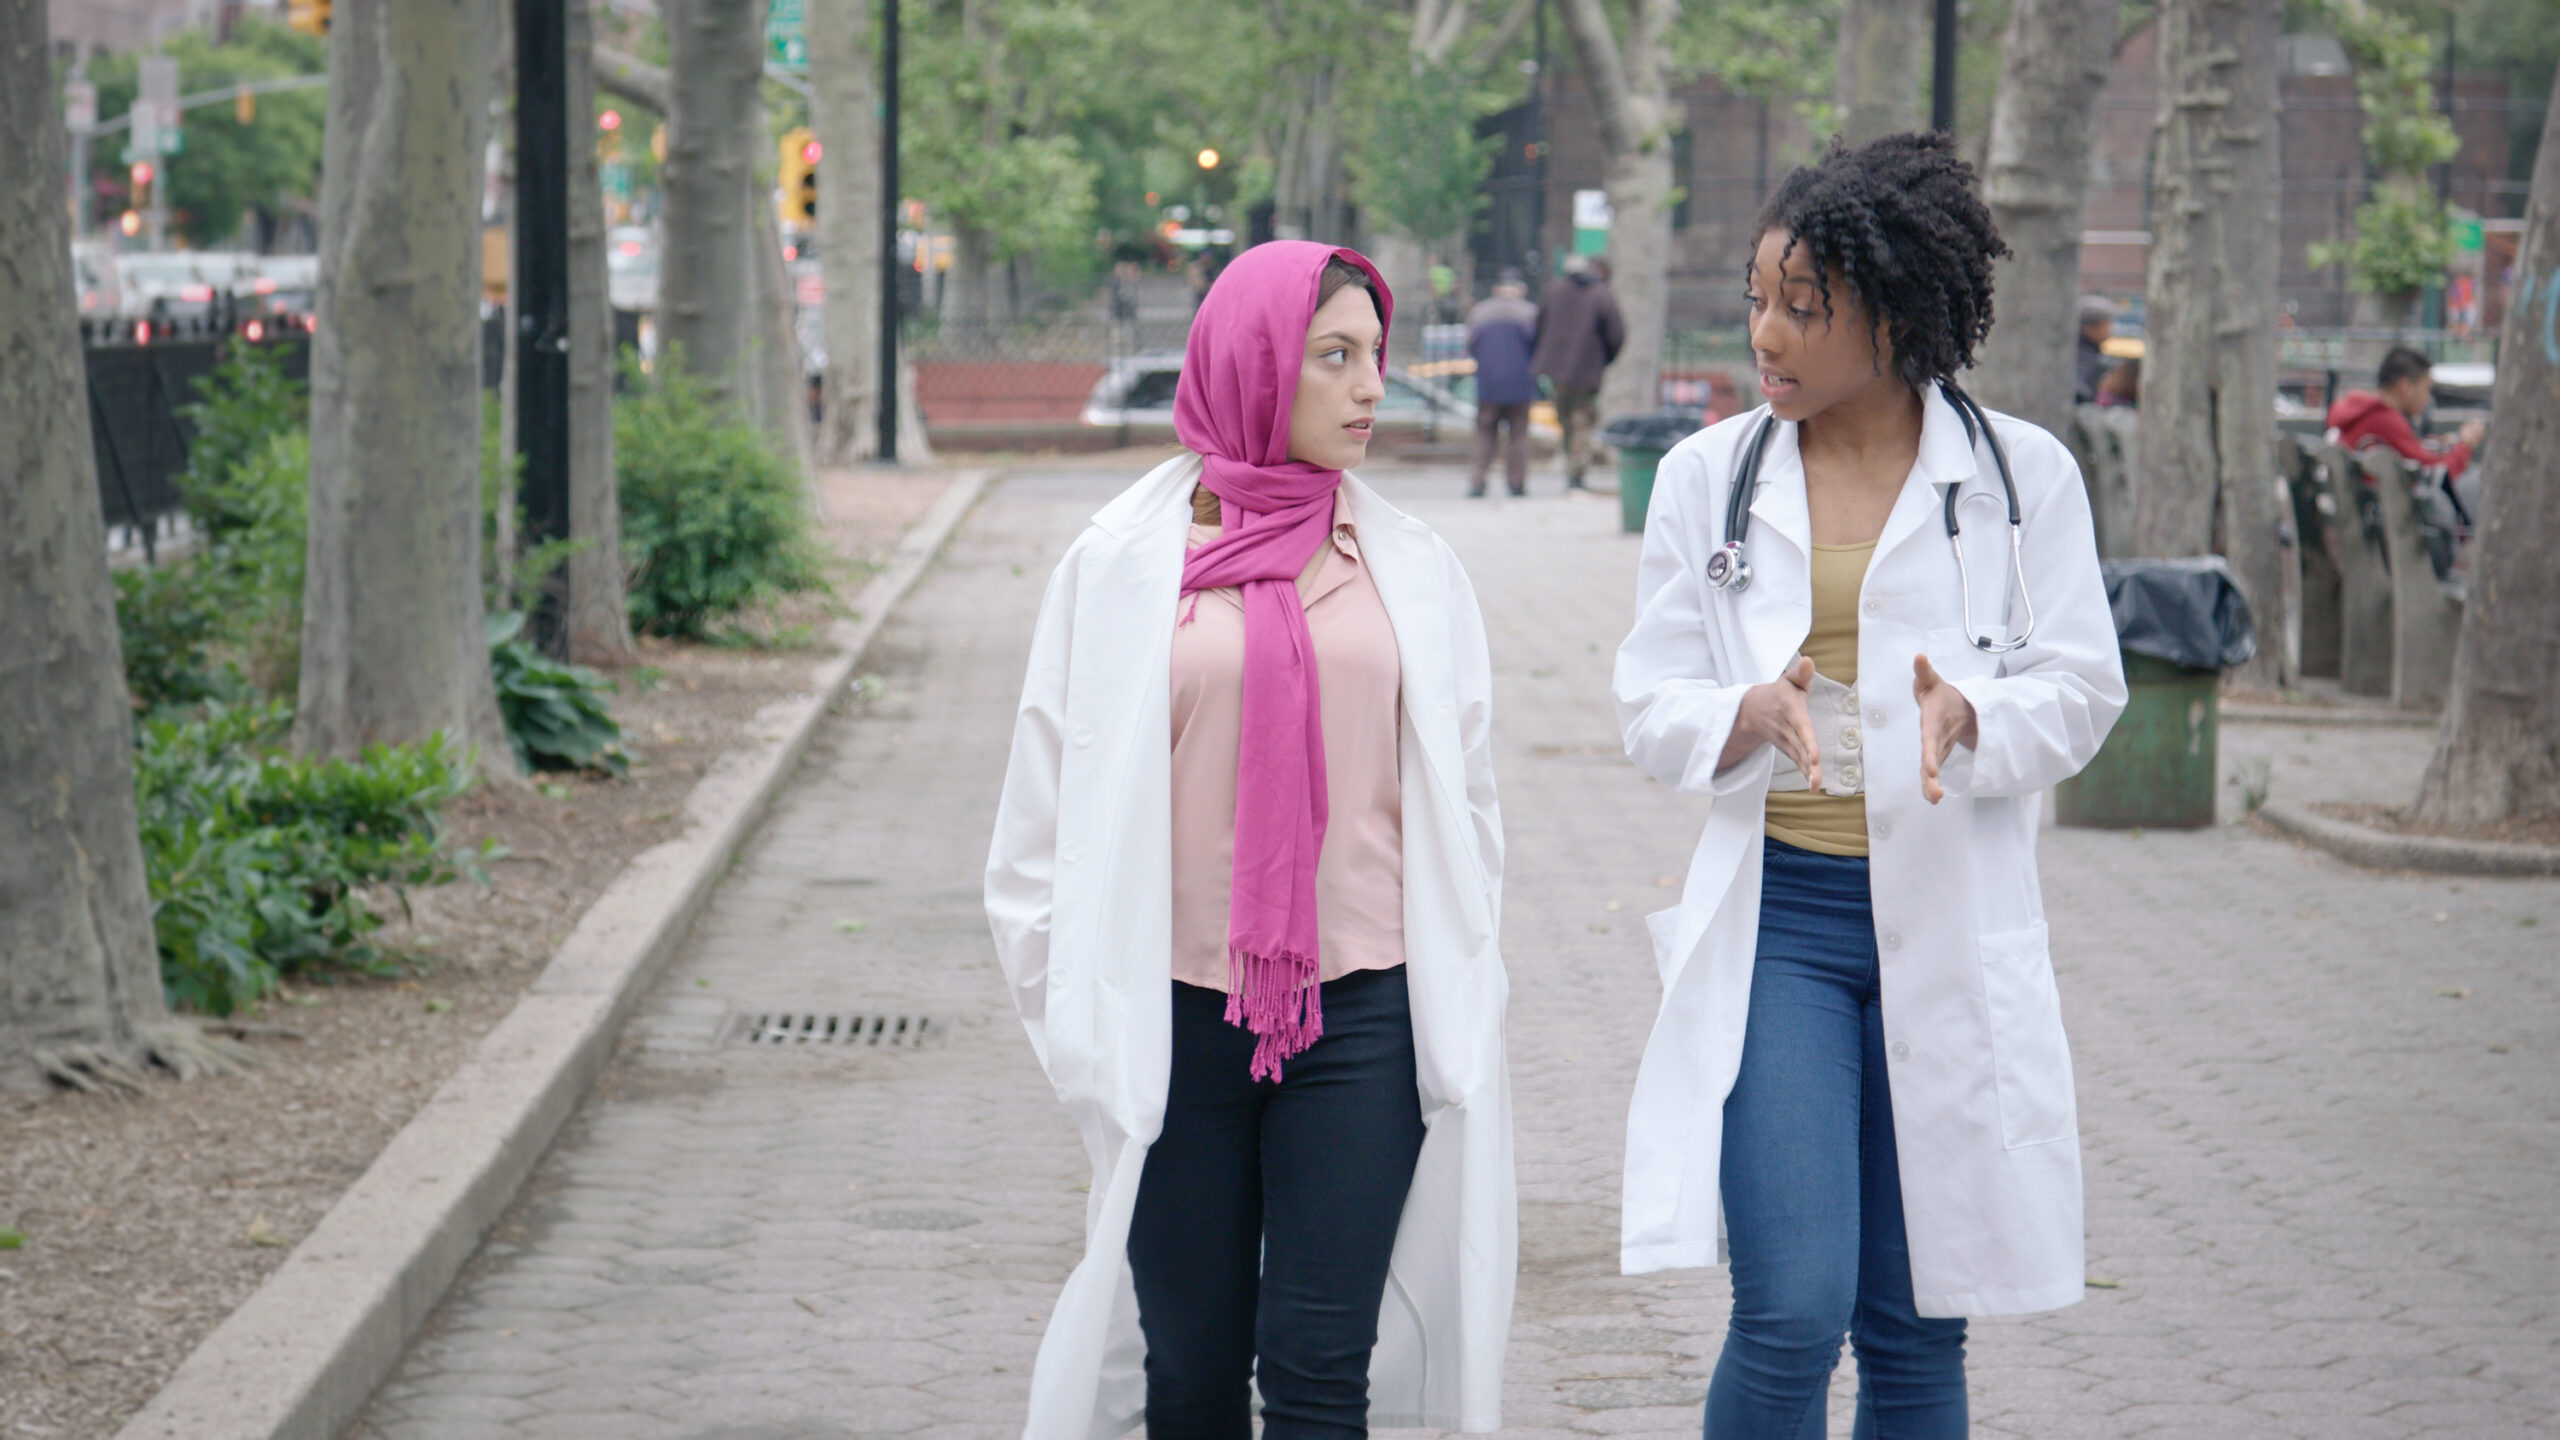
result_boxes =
[1882,930,1903,951]
[1862,596,1881,615]
[1873,818,1892,840]
[1072,726,1096,748]
[1060,842,1084,864]
[1870,708,1888,726]
[1890,1039,1911,1061]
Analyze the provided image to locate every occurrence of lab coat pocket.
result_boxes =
[1979,922,2077,1149]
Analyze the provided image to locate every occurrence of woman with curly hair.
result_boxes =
[1613,133,2127,1436]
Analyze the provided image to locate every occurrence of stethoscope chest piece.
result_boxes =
[1704,541,1751,592]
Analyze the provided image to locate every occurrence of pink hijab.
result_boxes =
[1173,241,1393,1082]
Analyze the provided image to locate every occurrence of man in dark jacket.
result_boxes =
[1531,253,1625,489]
[1464,270,1539,496]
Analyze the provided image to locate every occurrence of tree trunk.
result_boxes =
[2413,86,2560,826]
[1555,0,1676,423]
[946,225,1002,341]
[2129,0,2286,691]
[1970,0,2123,440]
[298,0,511,763]
[657,0,764,404]
[1369,232,1431,366]
[810,0,880,465]
[1836,0,1928,146]
[749,194,816,489]
[566,0,634,665]
[0,1,170,1091]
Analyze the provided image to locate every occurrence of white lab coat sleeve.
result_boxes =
[1615,443,1766,798]
[984,542,1084,1073]
[1444,537,1505,930]
[1941,426,2128,798]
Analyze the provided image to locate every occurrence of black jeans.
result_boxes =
[1127,966,1428,1440]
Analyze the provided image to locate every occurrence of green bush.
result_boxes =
[113,563,250,714]
[488,612,628,774]
[136,703,484,1015]
[116,345,310,711]
[179,342,307,539]
[614,354,826,639]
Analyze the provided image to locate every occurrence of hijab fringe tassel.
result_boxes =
[1224,946,1322,1083]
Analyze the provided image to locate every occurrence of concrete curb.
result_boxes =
[2256,799,2560,877]
[2223,702,2435,727]
[113,469,995,1440]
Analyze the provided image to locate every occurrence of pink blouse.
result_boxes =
[1170,488,1406,990]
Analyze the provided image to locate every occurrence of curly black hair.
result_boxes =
[1751,131,2010,390]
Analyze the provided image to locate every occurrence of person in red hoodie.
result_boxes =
[2327,346,2485,481]
[2327,346,2488,581]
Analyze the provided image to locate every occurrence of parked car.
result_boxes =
[236,254,319,331]
[1080,351,1478,450]
[115,251,248,324]
[72,239,124,318]
[608,225,659,312]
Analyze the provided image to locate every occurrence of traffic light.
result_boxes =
[288,0,330,34]
[778,127,819,225]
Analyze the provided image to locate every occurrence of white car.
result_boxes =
[608,225,659,313]
[1080,351,1477,452]
[115,251,246,323]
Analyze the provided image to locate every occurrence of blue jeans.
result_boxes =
[1705,840,1969,1440]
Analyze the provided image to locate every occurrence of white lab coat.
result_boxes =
[1614,389,2125,1316]
[986,453,1516,1440]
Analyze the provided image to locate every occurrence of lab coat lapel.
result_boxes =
[1742,418,1811,561]
[1344,476,1467,816]
[1872,388,1982,572]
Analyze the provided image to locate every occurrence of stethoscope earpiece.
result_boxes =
[1707,383,2036,653]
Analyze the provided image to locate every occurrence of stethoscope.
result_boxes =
[1702,380,2038,654]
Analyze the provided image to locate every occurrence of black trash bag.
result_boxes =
[2099,557,2257,670]
[1598,411,1704,452]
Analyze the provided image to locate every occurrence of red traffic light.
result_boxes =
[130,161,155,187]
[599,109,623,132]
[801,139,822,165]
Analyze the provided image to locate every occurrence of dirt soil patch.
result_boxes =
[2314,801,2560,849]
[0,466,957,1440]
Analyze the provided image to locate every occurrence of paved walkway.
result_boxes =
[355,471,2559,1440]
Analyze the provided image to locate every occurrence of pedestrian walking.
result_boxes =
[2074,296,2117,405]
[1531,252,1625,489]
[987,241,1516,1440]
[1613,134,2125,1438]
[1464,269,1539,496]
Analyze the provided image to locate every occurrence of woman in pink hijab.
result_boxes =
[989,243,1515,1440]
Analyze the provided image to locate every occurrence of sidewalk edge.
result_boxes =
[111,469,995,1440]
[2256,799,2560,877]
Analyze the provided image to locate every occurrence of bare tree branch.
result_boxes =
[595,44,670,113]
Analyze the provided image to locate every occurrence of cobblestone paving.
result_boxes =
[357,471,2558,1440]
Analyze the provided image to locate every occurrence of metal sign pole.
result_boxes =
[516,0,573,652]
[875,0,900,464]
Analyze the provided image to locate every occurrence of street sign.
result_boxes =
[767,0,806,67]
[66,80,96,132]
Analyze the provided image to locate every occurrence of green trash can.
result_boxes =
[1616,447,1667,533]
[2054,558,2257,830]
[2054,653,2220,828]
[1599,412,1705,534]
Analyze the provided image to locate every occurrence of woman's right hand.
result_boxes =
[1716,656,1821,786]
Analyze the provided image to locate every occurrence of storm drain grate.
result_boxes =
[725,1012,941,1048]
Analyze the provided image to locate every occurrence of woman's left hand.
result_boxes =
[1912,655,1979,805]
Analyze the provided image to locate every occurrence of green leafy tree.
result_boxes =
[1349,63,1500,248]
[2305,0,2461,318]
[82,20,327,245]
